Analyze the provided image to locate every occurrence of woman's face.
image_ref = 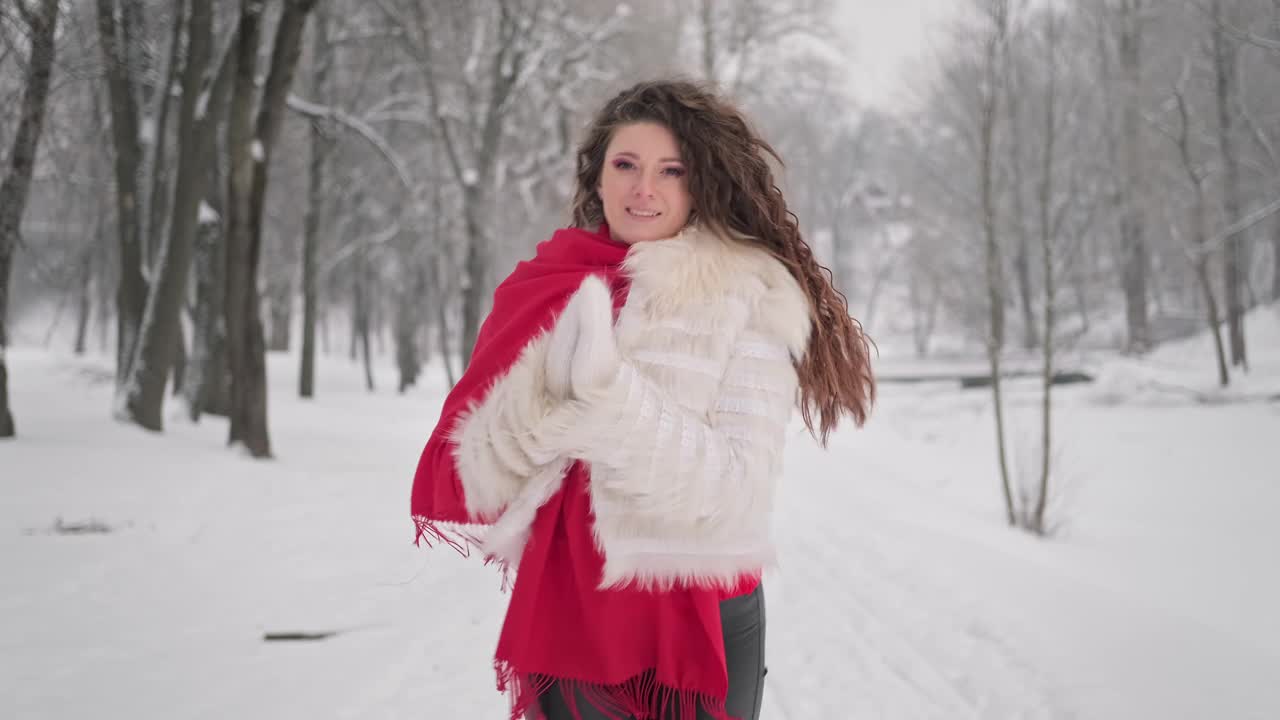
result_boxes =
[598,122,693,244]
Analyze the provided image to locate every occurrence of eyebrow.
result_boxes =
[611,151,684,163]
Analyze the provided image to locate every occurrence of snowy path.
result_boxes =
[764,445,1055,720]
[3,347,1280,719]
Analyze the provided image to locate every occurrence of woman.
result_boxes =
[410,79,875,720]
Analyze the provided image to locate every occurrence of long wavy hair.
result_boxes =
[570,79,875,443]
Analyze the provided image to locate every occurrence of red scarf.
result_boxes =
[410,225,746,719]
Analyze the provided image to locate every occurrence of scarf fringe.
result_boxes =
[496,659,734,720]
[412,515,515,591]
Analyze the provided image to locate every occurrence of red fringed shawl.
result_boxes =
[410,224,755,720]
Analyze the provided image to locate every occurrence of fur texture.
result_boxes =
[452,226,812,589]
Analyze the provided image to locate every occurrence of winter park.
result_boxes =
[3,1,1280,719]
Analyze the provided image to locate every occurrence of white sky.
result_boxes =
[831,0,963,112]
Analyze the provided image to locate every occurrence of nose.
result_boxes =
[633,170,656,198]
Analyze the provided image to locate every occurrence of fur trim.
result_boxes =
[753,258,812,359]
[449,332,560,521]
[561,275,623,397]
[574,225,809,590]
[453,224,814,591]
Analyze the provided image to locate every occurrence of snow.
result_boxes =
[197,201,220,225]
[2,305,1279,718]
[461,168,479,187]
[251,140,265,163]
[139,117,156,146]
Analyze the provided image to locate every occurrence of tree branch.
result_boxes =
[1187,0,1280,52]
[286,94,416,193]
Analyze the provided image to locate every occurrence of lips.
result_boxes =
[627,207,661,218]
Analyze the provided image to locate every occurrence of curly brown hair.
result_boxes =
[571,79,875,443]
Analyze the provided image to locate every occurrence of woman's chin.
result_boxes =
[613,223,681,245]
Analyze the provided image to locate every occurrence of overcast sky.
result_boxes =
[831,0,963,112]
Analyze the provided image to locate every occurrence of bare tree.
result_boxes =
[384,0,550,367]
[1157,61,1231,387]
[0,0,60,439]
[1005,33,1041,352]
[299,6,332,399]
[693,0,830,100]
[978,0,1017,526]
[1273,1,1280,302]
[96,0,150,388]
[121,0,216,430]
[1211,0,1249,370]
[182,26,240,422]
[1033,6,1061,535]
[225,0,318,457]
[1096,0,1155,354]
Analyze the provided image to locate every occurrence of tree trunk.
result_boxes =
[73,245,93,356]
[1273,215,1280,302]
[861,246,893,334]
[1014,231,1037,350]
[829,222,851,300]
[908,265,939,358]
[141,0,184,272]
[96,233,112,353]
[225,0,267,453]
[96,0,149,389]
[171,326,187,396]
[182,32,238,422]
[123,0,213,431]
[1171,68,1230,387]
[460,192,487,369]
[186,206,229,419]
[226,0,317,457]
[267,282,291,352]
[1033,9,1060,536]
[1213,0,1248,370]
[361,311,375,392]
[0,0,60,439]
[700,0,716,84]
[1005,60,1039,351]
[431,253,456,387]
[1117,0,1151,355]
[299,8,330,399]
[1196,260,1230,387]
[353,250,375,392]
[981,0,1015,527]
[320,305,330,355]
[395,260,424,393]
[1071,263,1091,333]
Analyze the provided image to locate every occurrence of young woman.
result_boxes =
[411,79,875,720]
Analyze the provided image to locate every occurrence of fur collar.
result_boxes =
[621,225,812,358]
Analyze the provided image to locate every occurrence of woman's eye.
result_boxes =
[662,167,686,177]
[613,160,635,171]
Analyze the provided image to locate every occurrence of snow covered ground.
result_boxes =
[3,304,1279,719]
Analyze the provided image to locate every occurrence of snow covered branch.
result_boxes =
[285,93,415,194]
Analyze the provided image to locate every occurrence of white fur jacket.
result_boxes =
[449,226,812,590]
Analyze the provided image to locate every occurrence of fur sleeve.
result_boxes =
[547,282,808,528]
[448,332,565,521]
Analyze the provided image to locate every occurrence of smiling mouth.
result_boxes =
[627,208,661,218]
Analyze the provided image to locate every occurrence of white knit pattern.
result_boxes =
[450,226,812,590]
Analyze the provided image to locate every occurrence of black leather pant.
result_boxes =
[539,585,766,720]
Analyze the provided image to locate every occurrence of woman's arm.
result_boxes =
[545,276,801,527]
